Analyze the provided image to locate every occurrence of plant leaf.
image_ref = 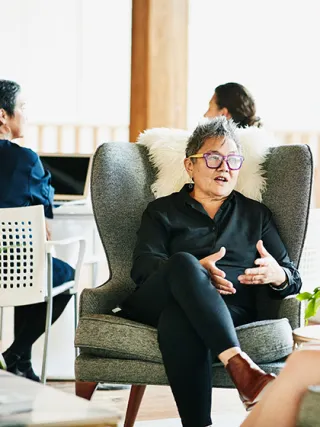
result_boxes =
[305,298,317,320]
[297,292,313,301]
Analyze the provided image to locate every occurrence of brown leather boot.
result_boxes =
[226,352,276,411]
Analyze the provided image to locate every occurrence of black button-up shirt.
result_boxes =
[131,184,301,309]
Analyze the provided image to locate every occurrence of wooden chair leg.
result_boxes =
[124,385,147,427]
[75,381,98,400]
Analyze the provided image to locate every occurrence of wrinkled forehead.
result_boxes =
[199,137,239,154]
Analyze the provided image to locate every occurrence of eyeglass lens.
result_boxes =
[206,153,242,170]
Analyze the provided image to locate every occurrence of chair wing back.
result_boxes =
[262,144,313,265]
[0,205,47,306]
[257,144,313,319]
[91,143,155,295]
[91,143,313,316]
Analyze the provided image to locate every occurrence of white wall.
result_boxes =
[0,0,132,127]
[188,0,320,131]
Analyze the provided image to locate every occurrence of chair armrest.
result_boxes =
[46,237,86,292]
[45,237,86,249]
[79,278,132,316]
[278,295,305,330]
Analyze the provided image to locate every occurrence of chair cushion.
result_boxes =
[75,314,293,364]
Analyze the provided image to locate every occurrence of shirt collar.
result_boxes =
[179,183,235,212]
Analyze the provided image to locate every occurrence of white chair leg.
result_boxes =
[91,261,98,288]
[74,293,79,358]
[0,307,3,343]
[41,295,53,384]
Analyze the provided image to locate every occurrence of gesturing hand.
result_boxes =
[238,240,286,286]
[200,247,236,295]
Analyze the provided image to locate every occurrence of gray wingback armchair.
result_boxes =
[75,142,316,426]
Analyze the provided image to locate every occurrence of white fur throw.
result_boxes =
[137,125,278,202]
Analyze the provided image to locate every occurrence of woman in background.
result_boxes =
[0,79,74,382]
[204,82,262,128]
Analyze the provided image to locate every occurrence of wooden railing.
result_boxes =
[21,124,320,206]
[21,123,129,153]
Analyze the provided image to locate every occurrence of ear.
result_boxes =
[220,107,232,119]
[0,109,7,126]
[184,157,194,179]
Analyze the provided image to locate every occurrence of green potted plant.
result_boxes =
[0,353,7,370]
[297,287,320,324]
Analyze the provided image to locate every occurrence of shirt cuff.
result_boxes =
[269,267,291,291]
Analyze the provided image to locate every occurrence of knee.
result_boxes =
[168,252,201,273]
[285,350,320,372]
[157,302,198,348]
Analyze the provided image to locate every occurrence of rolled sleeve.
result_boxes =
[29,156,55,218]
[262,213,302,298]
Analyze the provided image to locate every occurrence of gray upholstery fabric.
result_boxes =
[277,295,306,330]
[297,386,320,427]
[76,315,293,365]
[76,142,313,394]
[75,353,286,387]
[255,145,313,321]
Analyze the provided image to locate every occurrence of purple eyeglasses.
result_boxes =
[188,151,244,170]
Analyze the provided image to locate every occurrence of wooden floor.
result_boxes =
[48,382,246,423]
[48,382,178,421]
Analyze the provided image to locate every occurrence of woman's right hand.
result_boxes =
[199,247,236,295]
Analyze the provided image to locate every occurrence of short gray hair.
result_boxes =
[186,116,241,158]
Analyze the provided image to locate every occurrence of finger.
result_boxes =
[238,274,265,284]
[217,289,234,295]
[244,266,267,276]
[256,240,270,258]
[213,277,236,294]
[210,246,226,262]
[209,265,226,278]
[254,258,269,266]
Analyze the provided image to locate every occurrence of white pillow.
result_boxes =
[137,125,278,202]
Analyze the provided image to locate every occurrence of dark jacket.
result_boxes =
[0,140,54,218]
[0,139,74,286]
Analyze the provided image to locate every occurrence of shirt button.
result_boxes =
[212,226,216,231]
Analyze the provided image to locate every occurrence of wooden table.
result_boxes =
[293,325,320,349]
[0,371,121,426]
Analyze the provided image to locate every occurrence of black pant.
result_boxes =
[7,258,74,359]
[122,252,254,427]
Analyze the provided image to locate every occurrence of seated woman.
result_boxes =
[0,79,74,382]
[121,116,302,427]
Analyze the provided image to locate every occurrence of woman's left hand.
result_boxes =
[238,240,286,286]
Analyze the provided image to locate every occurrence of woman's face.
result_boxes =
[204,93,230,119]
[185,137,240,200]
[5,93,26,139]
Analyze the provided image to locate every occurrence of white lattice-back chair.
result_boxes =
[299,209,320,295]
[0,205,86,383]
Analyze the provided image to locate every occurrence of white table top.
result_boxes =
[0,371,121,426]
[293,325,320,341]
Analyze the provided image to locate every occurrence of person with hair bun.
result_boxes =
[205,82,262,128]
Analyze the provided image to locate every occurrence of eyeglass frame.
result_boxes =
[187,151,244,170]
